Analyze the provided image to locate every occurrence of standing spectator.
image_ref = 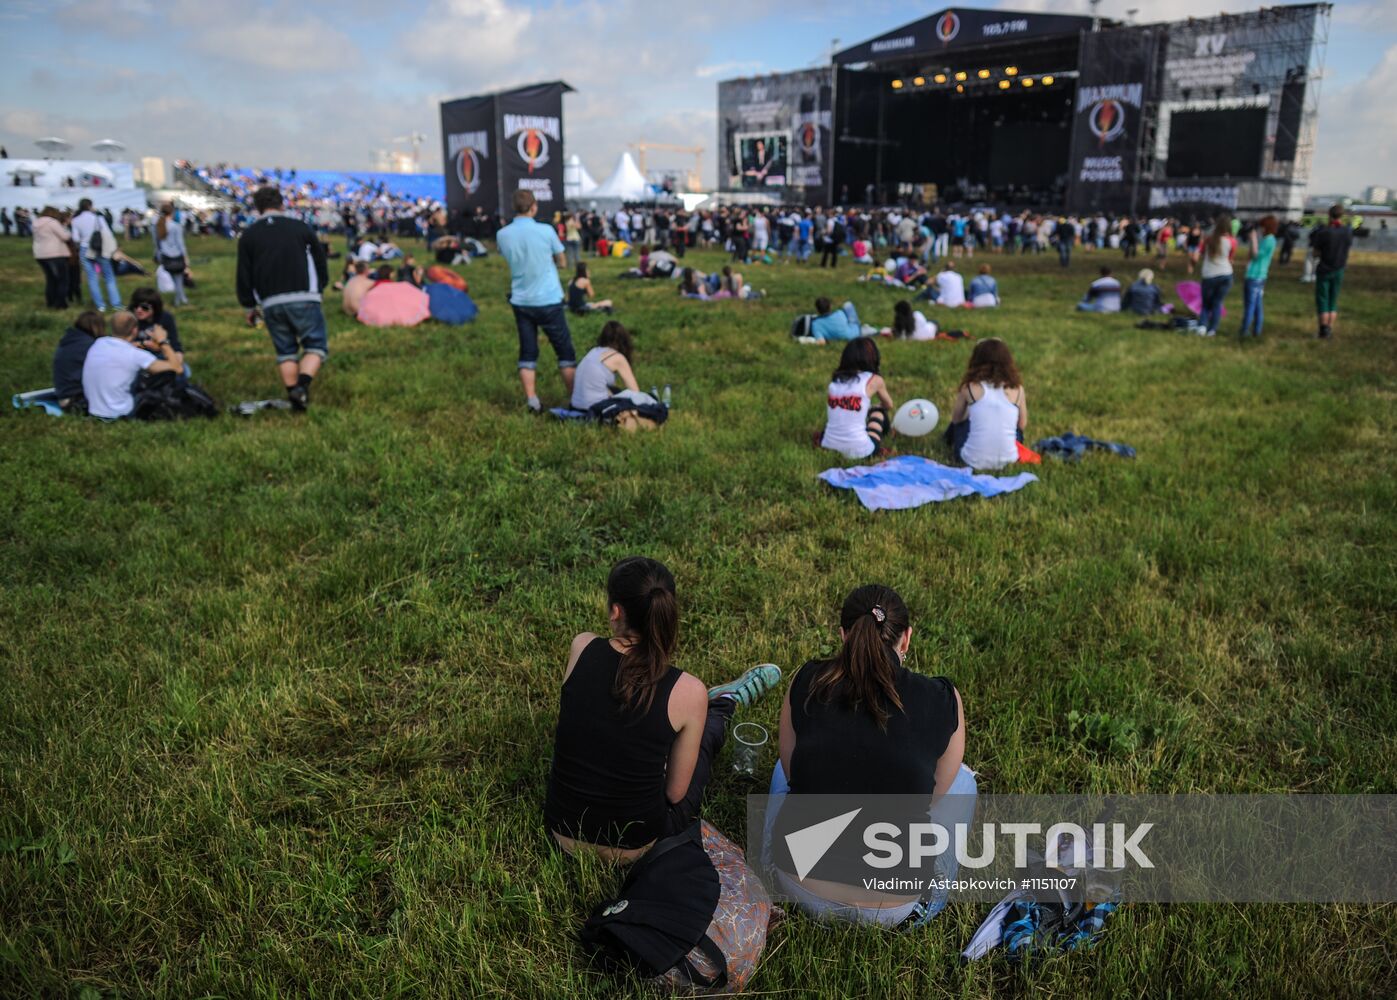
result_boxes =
[497,188,575,412]
[1310,204,1353,341]
[154,202,190,306]
[70,198,122,311]
[31,206,72,309]
[236,186,330,410]
[1239,216,1278,338]
[819,210,845,268]
[563,212,582,270]
[1,208,11,236]
[1196,216,1236,337]
[1055,216,1076,268]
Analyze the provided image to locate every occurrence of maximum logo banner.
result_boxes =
[1068,28,1159,214]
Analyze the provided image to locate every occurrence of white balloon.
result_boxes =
[893,398,940,437]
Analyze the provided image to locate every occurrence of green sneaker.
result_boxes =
[707,663,782,708]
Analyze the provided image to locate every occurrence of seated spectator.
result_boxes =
[545,556,780,862]
[894,256,928,288]
[377,240,403,260]
[767,584,971,926]
[647,246,678,278]
[810,297,864,342]
[52,310,105,412]
[372,264,394,284]
[819,338,894,459]
[571,320,645,410]
[396,254,420,283]
[851,238,874,265]
[567,262,614,315]
[81,311,183,419]
[354,238,379,262]
[943,337,1026,470]
[933,261,966,307]
[881,299,937,340]
[1122,268,1164,315]
[969,264,1000,307]
[678,267,709,299]
[1077,266,1122,313]
[129,287,188,375]
[342,262,373,316]
[714,265,764,300]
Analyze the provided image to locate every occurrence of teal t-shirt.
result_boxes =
[497,216,565,307]
[1246,234,1276,281]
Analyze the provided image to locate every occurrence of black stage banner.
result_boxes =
[835,7,1094,64]
[498,82,566,210]
[441,95,497,217]
[1067,27,1160,215]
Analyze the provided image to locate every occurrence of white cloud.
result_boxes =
[696,61,764,79]
[1311,43,1397,192]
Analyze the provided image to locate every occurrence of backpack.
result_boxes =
[832,219,847,244]
[130,370,219,421]
[580,821,770,995]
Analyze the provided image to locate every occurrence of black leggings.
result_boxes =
[663,696,734,837]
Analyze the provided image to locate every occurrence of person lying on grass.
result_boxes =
[809,297,865,342]
[879,300,938,341]
[713,265,765,301]
[944,337,1027,471]
[571,320,657,411]
[818,338,895,460]
[567,262,614,315]
[544,556,781,863]
[678,266,710,300]
[767,584,971,927]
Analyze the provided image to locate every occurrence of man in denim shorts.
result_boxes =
[236,186,330,410]
[496,189,575,412]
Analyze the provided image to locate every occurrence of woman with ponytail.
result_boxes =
[545,556,781,862]
[766,584,973,926]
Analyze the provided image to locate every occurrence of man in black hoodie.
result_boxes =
[236,186,329,410]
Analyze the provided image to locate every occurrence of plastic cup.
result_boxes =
[731,722,769,777]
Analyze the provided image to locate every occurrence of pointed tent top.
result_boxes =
[563,154,598,198]
[591,152,651,200]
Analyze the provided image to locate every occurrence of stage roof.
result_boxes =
[834,7,1098,65]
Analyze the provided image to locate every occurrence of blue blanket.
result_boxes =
[1033,433,1136,461]
[819,455,1037,510]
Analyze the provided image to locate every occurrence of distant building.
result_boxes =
[138,156,166,187]
[1365,185,1390,204]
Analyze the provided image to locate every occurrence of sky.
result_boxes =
[0,0,1393,196]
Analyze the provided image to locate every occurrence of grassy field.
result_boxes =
[1,232,1394,999]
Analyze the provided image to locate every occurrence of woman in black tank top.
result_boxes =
[544,557,783,862]
[767,584,973,924]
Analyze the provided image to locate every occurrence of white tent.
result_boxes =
[563,154,598,200]
[590,152,651,201]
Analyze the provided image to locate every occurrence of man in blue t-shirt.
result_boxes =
[496,189,575,411]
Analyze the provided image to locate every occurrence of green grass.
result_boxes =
[1,234,1394,999]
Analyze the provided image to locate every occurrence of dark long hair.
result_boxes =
[807,584,909,728]
[833,338,880,384]
[607,557,679,714]
[597,319,633,361]
[892,300,915,337]
[157,202,173,241]
[958,337,1021,390]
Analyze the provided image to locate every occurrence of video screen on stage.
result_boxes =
[733,132,789,189]
[1166,108,1267,179]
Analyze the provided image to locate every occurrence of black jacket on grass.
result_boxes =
[236,212,328,310]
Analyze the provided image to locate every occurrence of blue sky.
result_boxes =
[1,0,1393,195]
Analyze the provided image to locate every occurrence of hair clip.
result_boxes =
[870,605,886,623]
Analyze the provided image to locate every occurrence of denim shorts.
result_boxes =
[512,302,576,370]
[264,301,329,363]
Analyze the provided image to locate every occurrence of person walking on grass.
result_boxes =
[1309,203,1352,342]
[545,556,781,862]
[236,186,329,411]
[497,189,576,412]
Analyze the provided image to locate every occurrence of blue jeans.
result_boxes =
[762,759,979,926]
[81,255,121,310]
[1057,241,1071,267]
[1200,274,1233,334]
[511,302,576,370]
[1240,277,1266,336]
[264,301,329,363]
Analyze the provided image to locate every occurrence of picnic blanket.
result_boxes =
[818,455,1037,510]
[1033,433,1136,461]
[549,407,591,421]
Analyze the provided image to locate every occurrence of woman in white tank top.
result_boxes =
[821,339,895,460]
[944,337,1027,470]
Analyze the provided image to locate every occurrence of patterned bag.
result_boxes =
[655,821,771,995]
